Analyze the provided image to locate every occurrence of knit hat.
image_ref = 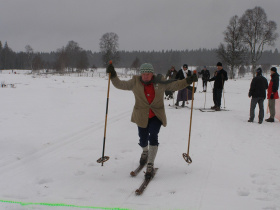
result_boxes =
[256,67,262,74]
[183,64,188,69]
[271,67,277,72]
[217,62,222,66]
[139,63,154,74]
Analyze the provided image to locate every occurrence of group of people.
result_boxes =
[106,61,279,179]
[248,67,279,124]
[165,62,228,111]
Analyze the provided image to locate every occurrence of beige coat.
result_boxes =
[111,75,192,128]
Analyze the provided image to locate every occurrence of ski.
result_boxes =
[130,164,146,177]
[199,108,230,112]
[135,168,158,195]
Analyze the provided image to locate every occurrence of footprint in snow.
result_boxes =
[237,188,250,196]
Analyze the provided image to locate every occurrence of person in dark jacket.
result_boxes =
[165,66,178,99]
[208,62,228,111]
[248,68,268,124]
[265,67,279,122]
[199,66,210,92]
[175,64,192,107]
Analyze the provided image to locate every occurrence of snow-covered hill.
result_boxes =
[0,71,279,210]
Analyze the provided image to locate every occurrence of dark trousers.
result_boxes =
[213,88,223,107]
[250,97,264,122]
[202,80,208,90]
[138,117,162,147]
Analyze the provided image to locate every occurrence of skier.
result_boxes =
[164,66,177,100]
[175,64,192,107]
[106,63,198,179]
[208,62,228,111]
[198,66,210,92]
[265,67,279,122]
[248,68,268,124]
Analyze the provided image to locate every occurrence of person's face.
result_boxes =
[183,67,188,71]
[217,66,223,71]
[270,70,275,75]
[171,68,175,71]
[141,73,153,82]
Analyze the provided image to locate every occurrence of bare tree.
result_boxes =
[99,32,120,66]
[65,40,82,72]
[217,15,247,79]
[25,45,34,70]
[239,6,278,76]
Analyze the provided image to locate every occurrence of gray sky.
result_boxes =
[1,0,279,52]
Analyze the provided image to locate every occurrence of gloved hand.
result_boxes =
[186,74,198,84]
[270,93,274,99]
[248,92,252,98]
[106,63,117,78]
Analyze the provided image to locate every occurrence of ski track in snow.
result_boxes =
[0,72,280,210]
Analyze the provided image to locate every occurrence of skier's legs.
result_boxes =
[138,126,149,148]
[148,117,162,146]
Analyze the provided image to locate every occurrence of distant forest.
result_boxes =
[0,40,279,75]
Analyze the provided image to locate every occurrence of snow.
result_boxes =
[0,70,279,210]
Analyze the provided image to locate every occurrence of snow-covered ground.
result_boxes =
[0,70,279,210]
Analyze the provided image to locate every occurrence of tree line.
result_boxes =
[0,6,278,78]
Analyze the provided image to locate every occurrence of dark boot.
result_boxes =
[265,118,274,122]
[175,101,179,106]
[211,105,216,109]
[248,119,253,122]
[181,101,185,107]
[215,106,221,111]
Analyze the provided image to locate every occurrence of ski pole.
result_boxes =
[97,61,112,166]
[222,78,226,109]
[204,88,207,109]
[183,70,197,164]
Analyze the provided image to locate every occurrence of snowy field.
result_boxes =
[0,70,279,210]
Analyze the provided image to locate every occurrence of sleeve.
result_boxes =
[165,79,191,92]
[272,75,279,92]
[224,71,228,81]
[249,78,256,96]
[111,75,135,91]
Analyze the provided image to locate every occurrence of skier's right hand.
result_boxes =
[106,62,117,78]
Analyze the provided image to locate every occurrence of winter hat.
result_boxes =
[256,68,262,75]
[203,66,207,68]
[139,63,154,74]
[217,62,222,66]
[271,67,277,72]
[183,64,188,69]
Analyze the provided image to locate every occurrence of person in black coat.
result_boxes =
[199,66,210,92]
[208,62,228,111]
[248,68,268,124]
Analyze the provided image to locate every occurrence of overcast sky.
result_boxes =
[0,0,279,53]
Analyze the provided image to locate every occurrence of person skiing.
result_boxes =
[175,64,192,107]
[248,68,268,124]
[198,66,210,92]
[265,67,279,122]
[164,66,177,100]
[208,62,228,111]
[106,62,198,179]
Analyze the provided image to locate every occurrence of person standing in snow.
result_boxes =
[248,68,268,124]
[164,66,178,99]
[106,63,197,179]
[265,67,279,122]
[175,64,192,107]
[208,62,228,111]
[198,66,210,92]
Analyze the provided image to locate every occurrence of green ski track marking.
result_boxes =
[0,199,131,210]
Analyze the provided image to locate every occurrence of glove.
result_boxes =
[186,74,198,84]
[270,93,274,99]
[106,63,117,78]
[248,92,252,98]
